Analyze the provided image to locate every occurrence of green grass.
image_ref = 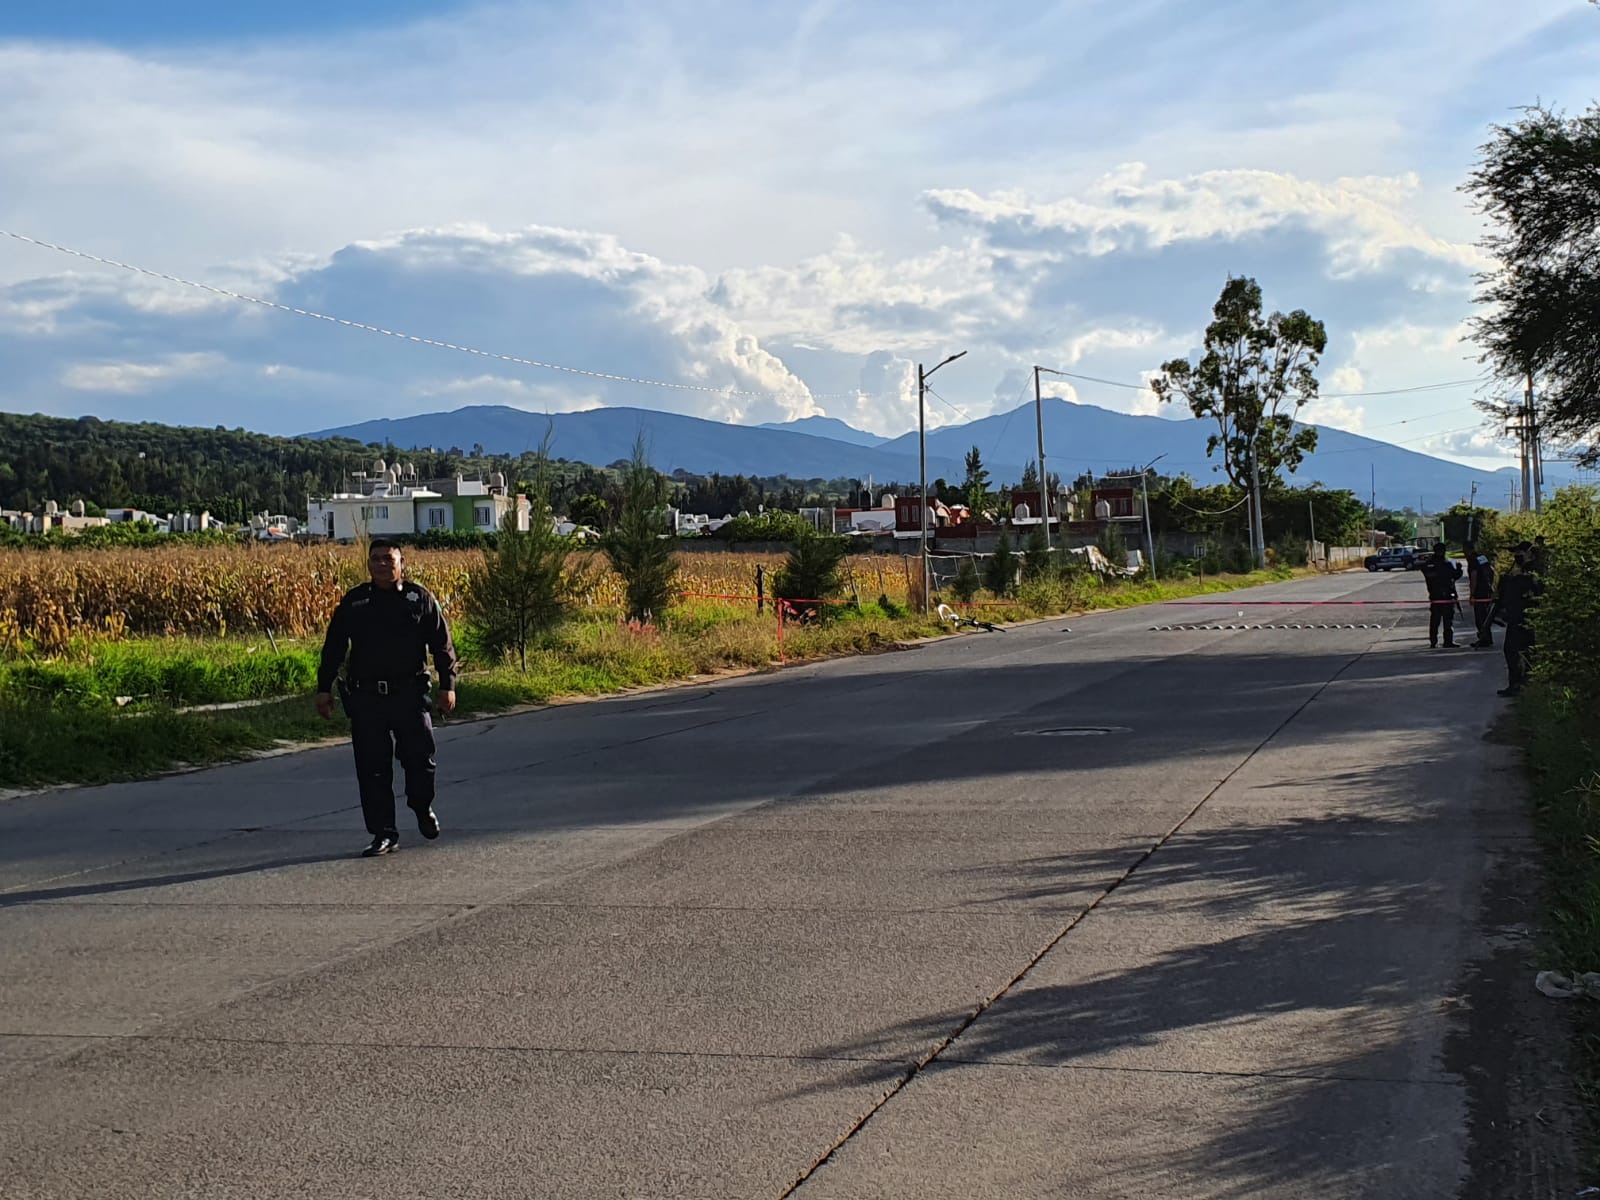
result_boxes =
[0,564,1306,791]
[1515,684,1600,1150]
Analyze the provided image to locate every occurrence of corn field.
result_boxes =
[0,544,916,653]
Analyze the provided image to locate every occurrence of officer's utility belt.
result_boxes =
[346,675,426,695]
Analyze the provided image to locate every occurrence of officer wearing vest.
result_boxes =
[316,539,459,857]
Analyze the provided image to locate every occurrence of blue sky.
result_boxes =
[1,0,1597,473]
[0,0,464,42]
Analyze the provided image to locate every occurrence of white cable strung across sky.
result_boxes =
[1049,369,1484,401]
[0,229,875,403]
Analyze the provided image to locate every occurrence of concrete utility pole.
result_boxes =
[1527,371,1543,512]
[1104,455,1164,581]
[917,350,967,614]
[1034,365,1067,556]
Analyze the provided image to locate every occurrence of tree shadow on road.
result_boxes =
[785,762,1523,1197]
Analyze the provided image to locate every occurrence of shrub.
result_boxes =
[984,531,1017,597]
[951,555,981,604]
[773,528,851,617]
[714,511,815,542]
[1270,534,1309,568]
[1095,521,1128,569]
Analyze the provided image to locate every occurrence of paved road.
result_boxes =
[0,570,1549,1197]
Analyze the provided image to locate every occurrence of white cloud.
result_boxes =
[60,352,223,393]
[1301,397,1367,434]
[922,165,1490,278]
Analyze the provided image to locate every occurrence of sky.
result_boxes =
[1,0,1597,475]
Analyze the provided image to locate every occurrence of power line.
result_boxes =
[1044,366,1488,399]
[924,384,977,426]
[0,228,877,403]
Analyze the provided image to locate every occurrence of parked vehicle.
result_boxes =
[1364,546,1417,572]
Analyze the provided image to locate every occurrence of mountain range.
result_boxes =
[307,400,1567,512]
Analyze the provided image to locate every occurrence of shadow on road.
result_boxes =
[784,755,1501,1196]
[0,852,353,907]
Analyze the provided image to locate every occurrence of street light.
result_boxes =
[917,350,967,613]
[1104,454,1165,582]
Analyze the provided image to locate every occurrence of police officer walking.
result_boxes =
[316,538,459,857]
[1419,544,1463,649]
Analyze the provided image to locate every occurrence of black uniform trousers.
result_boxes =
[346,681,437,838]
[1472,593,1495,645]
[1504,625,1535,692]
[1427,598,1455,646]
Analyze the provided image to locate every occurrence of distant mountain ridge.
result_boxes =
[305,400,1560,512]
[757,415,887,446]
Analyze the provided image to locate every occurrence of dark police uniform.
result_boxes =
[1490,566,1543,695]
[317,578,459,848]
[1470,554,1497,647]
[1418,552,1462,647]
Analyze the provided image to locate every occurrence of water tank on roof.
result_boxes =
[45,500,58,515]
[1014,502,1030,520]
[1094,498,1111,520]
[489,471,506,490]
[70,499,85,516]
[881,494,896,508]
[373,458,387,476]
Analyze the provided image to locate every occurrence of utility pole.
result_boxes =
[916,350,967,614]
[1104,456,1164,581]
[1369,464,1376,546]
[1517,378,1532,515]
[917,364,928,610]
[1308,498,1317,570]
[1528,371,1543,512]
[1033,365,1050,555]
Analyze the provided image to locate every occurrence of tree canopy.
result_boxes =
[1150,276,1327,488]
[1464,100,1600,462]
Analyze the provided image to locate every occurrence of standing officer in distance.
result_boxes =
[316,539,459,857]
[1419,544,1463,648]
[1461,540,1496,647]
[1488,544,1544,697]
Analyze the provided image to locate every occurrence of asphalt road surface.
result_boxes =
[0,569,1559,1198]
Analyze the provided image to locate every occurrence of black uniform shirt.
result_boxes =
[1495,571,1544,631]
[317,580,459,694]
[1419,557,1460,601]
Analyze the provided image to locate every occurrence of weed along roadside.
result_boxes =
[1493,488,1600,1171]
[0,540,1308,792]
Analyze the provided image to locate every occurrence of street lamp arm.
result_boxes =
[927,350,967,378]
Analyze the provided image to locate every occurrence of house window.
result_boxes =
[360,505,389,520]
[427,507,447,529]
[474,505,493,527]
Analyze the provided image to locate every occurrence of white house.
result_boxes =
[307,460,531,541]
[4,499,111,535]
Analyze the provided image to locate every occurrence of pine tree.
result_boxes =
[465,461,583,671]
[952,555,981,604]
[1021,522,1051,581]
[601,433,679,623]
[984,530,1017,597]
